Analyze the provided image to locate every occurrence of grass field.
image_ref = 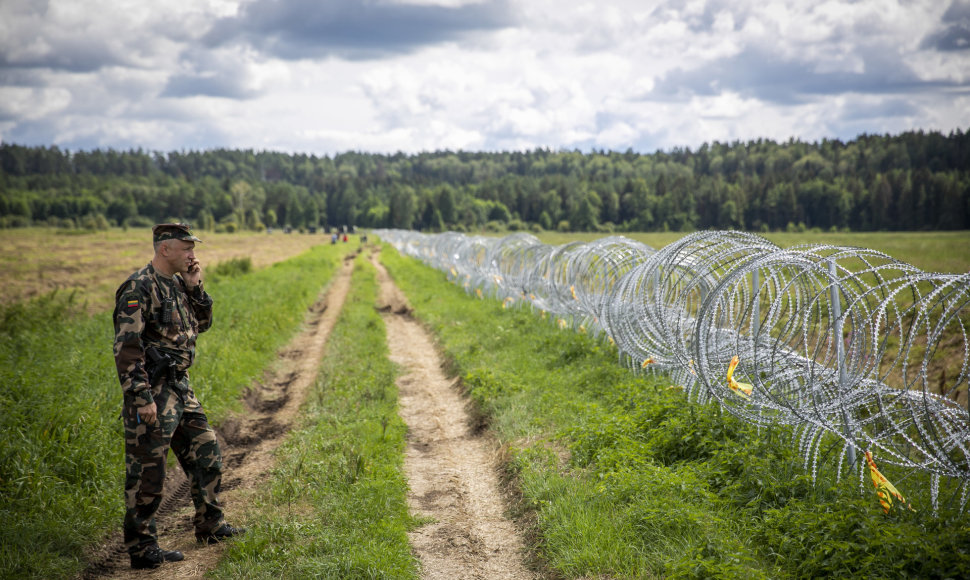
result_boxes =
[537,230,970,274]
[0,227,340,312]
[0,228,964,311]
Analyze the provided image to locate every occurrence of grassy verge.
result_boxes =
[380,244,970,579]
[215,252,419,579]
[0,244,347,579]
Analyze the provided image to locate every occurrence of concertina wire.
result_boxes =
[376,229,970,511]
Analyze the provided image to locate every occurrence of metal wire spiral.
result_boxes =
[377,229,970,509]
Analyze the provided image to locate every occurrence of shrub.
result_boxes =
[48,217,76,229]
[1,215,31,228]
[507,219,527,231]
[125,215,154,228]
[208,256,253,282]
[79,213,109,231]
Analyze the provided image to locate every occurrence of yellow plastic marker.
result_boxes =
[865,451,914,514]
[727,356,753,398]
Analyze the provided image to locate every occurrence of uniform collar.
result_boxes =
[147,261,175,280]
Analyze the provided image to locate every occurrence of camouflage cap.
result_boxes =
[152,223,202,244]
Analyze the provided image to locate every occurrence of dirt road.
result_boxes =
[373,253,536,580]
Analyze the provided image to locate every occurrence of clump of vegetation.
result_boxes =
[207,256,253,282]
[0,288,86,336]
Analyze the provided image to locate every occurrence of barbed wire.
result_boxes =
[376,229,970,511]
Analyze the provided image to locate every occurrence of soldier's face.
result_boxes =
[165,240,196,273]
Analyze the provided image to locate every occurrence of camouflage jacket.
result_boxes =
[113,262,213,408]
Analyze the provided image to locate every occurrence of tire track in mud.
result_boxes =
[82,252,358,579]
[371,251,536,580]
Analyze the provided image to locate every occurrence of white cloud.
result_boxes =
[596,121,638,149]
[0,0,967,154]
[0,86,72,120]
[694,92,757,120]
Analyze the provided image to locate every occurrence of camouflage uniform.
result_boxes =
[113,225,225,557]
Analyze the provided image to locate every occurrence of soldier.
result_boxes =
[113,223,244,570]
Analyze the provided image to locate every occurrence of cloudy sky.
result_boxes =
[1,0,968,155]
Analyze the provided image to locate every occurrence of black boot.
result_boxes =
[196,523,246,545]
[130,544,185,569]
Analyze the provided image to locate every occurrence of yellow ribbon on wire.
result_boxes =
[865,451,914,514]
[726,356,753,398]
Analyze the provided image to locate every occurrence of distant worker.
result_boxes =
[343,234,348,242]
[113,223,245,570]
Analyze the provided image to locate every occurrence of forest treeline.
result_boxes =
[1,129,969,233]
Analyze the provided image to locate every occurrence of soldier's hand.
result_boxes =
[183,258,202,289]
[138,402,158,426]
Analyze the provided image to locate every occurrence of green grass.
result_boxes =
[215,253,419,579]
[0,244,348,579]
[536,230,970,274]
[380,243,970,579]
[191,247,344,423]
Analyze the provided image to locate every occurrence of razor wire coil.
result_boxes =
[376,228,970,508]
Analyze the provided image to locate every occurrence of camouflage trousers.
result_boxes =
[123,375,225,556]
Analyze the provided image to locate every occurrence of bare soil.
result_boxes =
[81,251,357,579]
[372,252,537,580]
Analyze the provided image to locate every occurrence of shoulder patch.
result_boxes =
[122,292,141,314]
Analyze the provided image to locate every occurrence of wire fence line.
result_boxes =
[377,229,970,510]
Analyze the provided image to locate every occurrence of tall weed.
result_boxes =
[207,256,253,282]
[0,292,122,578]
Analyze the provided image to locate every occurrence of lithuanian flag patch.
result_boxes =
[122,293,140,314]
